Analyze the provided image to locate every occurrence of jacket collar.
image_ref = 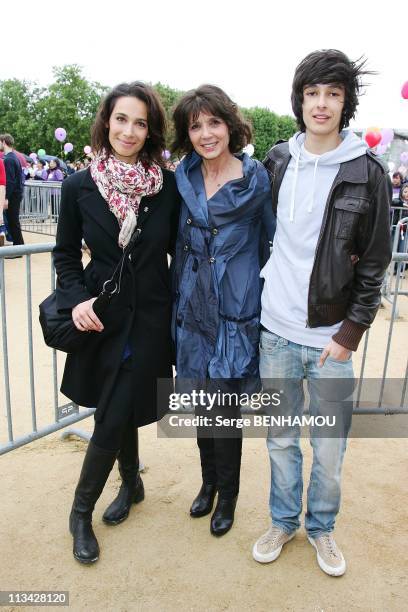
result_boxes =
[77,169,119,241]
[268,140,369,212]
[77,168,163,241]
[336,154,368,184]
[269,140,369,184]
[176,151,264,227]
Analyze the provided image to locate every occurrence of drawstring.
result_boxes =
[308,157,319,214]
[289,151,300,222]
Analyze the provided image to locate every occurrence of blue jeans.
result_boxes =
[260,330,354,538]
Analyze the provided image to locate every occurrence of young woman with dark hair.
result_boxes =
[171,84,274,537]
[53,81,180,564]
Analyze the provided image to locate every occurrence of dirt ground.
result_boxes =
[0,233,407,612]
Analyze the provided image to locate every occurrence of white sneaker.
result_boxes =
[252,525,295,563]
[308,533,346,576]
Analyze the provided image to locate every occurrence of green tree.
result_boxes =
[278,115,298,141]
[153,82,183,151]
[0,79,43,153]
[243,107,297,160]
[33,65,108,158]
[0,71,297,162]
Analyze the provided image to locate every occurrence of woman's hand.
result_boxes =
[72,298,104,332]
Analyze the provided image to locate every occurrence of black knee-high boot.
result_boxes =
[210,432,243,536]
[102,428,144,525]
[69,440,117,564]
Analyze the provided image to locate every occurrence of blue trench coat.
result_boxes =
[172,152,274,386]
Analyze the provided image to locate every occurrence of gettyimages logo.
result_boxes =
[168,389,282,411]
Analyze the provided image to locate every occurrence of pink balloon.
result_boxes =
[380,128,394,146]
[401,81,408,100]
[54,127,67,142]
[84,145,92,155]
[365,131,381,148]
[64,142,74,153]
[29,152,37,161]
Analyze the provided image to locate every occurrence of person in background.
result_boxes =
[393,183,408,270]
[24,161,36,180]
[34,160,48,181]
[0,157,6,245]
[47,159,64,182]
[66,162,76,176]
[392,172,404,202]
[0,133,24,248]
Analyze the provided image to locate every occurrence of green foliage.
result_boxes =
[0,79,43,153]
[0,69,296,161]
[243,107,297,160]
[33,65,108,158]
[153,82,184,150]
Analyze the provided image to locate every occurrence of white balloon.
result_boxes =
[388,161,395,172]
[244,143,255,157]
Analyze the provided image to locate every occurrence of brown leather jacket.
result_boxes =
[263,142,392,350]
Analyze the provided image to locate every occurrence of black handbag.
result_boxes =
[39,229,141,353]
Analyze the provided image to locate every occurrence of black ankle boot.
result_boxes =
[103,428,144,526]
[102,473,144,525]
[210,496,238,536]
[69,441,117,564]
[190,483,217,517]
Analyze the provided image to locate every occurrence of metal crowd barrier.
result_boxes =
[382,211,408,313]
[0,243,94,455]
[21,180,62,236]
[0,245,407,455]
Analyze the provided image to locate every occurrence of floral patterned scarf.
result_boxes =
[90,150,163,247]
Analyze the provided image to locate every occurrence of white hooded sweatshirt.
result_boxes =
[261,130,368,348]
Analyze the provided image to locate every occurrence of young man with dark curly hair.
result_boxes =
[252,50,392,576]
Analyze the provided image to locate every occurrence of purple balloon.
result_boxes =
[29,152,37,161]
[162,149,171,160]
[64,142,74,153]
[55,127,67,142]
[380,128,394,146]
[376,144,387,156]
[400,151,408,163]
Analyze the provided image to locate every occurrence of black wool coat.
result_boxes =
[53,167,180,425]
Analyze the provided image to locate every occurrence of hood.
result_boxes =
[286,130,368,222]
[175,151,270,227]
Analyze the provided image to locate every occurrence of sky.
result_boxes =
[1,0,407,131]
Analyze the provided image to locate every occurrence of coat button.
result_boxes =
[128,254,132,261]
[211,228,218,235]
[144,206,149,212]
[186,218,192,224]
[184,245,189,251]
[209,257,216,263]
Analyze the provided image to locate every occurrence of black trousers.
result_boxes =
[4,192,24,245]
[91,361,138,454]
[196,380,243,499]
